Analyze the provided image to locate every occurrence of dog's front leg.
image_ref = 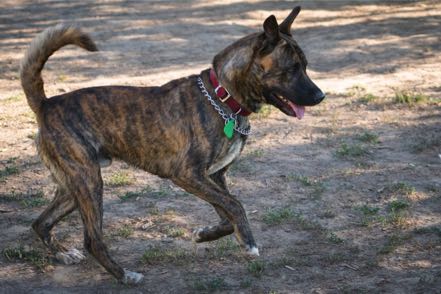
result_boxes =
[193,206,234,243]
[173,174,259,256]
[193,169,235,242]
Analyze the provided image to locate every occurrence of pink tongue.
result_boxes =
[288,101,305,120]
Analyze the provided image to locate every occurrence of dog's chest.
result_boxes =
[207,137,244,175]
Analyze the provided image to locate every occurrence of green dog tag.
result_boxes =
[223,119,235,139]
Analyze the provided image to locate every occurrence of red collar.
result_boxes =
[209,69,251,116]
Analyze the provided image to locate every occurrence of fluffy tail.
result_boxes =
[20,24,98,113]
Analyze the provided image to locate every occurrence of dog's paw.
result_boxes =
[55,248,86,265]
[192,227,205,243]
[245,245,260,257]
[122,269,144,284]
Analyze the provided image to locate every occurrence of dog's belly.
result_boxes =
[207,138,243,175]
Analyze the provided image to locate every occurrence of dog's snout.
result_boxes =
[314,90,326,104]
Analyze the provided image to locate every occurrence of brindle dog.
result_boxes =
[20,6,324,284]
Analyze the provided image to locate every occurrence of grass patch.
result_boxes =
[20,190,47,208]
[387,199,411,227]
[327,232,344,244]
[285,174,326,199]
[115,224,134,238]
[378,234,407,255]
[262,207,295,225]
[393,90,429,105]
[193,277,227,291]
[389,182,415,196]
[357,199,411,228]
[106,171,135,187]
[119,191,143,201]
[336,143,368,158]
[2,246,48,270]
[210,237,240,258]
[388,199,410,213]
[355,204,380,227]
[359,93,378,104]
[414,226,441,239]
[119,186,152,201]
[151,186,172,198]
[21,197,49,208]
[0,190,48,208]
[356,204,380,216]
[294,213,323,231]
[147,204,160,216]
[247,260,265,277]
[2,94,23,103]
[346,85,379,104]
[356,131,379,144]
[347,85,366,97]
[0,163,20,181]
[164,226,185,238]
[142,246,189,265]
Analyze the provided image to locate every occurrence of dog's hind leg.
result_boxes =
[38,135,142,284]
[193,170,234,242]
[66,162,143,284]
[174,172,259,256]
[32,185,85,264]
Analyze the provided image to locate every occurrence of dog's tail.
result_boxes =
[20,24,98,114]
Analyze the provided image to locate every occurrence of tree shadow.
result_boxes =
[1,0,440,83]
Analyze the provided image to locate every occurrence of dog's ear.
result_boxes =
[279,6,301,35]
[263,15,280,44]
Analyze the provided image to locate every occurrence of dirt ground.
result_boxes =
[1,0,440,293]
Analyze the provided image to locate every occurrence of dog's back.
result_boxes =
[19,25,222,178]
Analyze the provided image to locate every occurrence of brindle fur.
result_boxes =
[20,7,324,283]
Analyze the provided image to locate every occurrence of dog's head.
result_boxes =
[213,6,325,119]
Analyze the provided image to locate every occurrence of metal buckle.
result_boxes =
[214,85,231,102]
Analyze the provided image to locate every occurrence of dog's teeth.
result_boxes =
[277,95,289,103]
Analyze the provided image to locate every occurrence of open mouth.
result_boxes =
[269,93,305,120]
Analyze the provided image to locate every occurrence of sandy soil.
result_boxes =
[1,0,440,293]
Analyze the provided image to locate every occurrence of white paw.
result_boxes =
[122,269,144,284]
[55,248,85,265]
[192,228,205,242]
[246,246,260,257]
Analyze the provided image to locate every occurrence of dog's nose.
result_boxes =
[314,90,326,104]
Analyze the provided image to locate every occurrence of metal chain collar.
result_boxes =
[197,77,251,136]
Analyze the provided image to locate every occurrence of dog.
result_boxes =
[20,6,325,284]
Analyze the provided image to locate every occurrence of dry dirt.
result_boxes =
[1,1,441,293]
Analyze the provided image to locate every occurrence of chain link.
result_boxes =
[197,77,251,136]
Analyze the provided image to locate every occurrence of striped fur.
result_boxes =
[19,6,324,284]
[20,24,97,113]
